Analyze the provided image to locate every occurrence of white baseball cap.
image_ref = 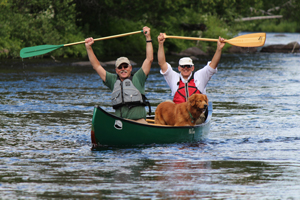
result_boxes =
[179,57,194,66]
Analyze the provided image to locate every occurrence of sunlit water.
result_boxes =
[1,33,300,199]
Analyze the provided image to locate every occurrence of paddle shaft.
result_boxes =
[64,30,143,47]
[164,34,220,42]
[146,119,155,123]
[20,30,144,58]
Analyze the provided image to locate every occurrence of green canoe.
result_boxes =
[91,103,212,149]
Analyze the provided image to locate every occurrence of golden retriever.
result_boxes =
[154,94,208,126]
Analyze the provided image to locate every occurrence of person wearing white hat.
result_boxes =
[85,26,153,123]
[157,33,225,104]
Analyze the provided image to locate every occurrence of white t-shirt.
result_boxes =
[160,61,217,96]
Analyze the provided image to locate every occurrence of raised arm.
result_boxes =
[157,33,168,73]
[141,26,153,76]
[209,36,226,69]
[85,37,106,82]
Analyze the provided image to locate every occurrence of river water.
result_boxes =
[1,33,300,199]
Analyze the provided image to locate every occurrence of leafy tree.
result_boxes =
[1,0,300,58]
[0,0,85,58]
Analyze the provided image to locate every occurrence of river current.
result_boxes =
[0,32,300,199]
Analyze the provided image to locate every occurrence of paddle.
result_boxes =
[163,32,266,47]
[20,30,144,58]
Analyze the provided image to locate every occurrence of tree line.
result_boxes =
[0,0,299,58]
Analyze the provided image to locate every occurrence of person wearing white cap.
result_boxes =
[85,26,153,123]
[157,33,225,104]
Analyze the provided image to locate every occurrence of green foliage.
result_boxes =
[234,20,299,33]
[201,14,235,52]
[1,0,300,58]
[258,21,298,33]
[93,18,147,57]
[0,0,85,58]
[232,0,300,33]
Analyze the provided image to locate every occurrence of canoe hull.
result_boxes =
[91,103,212,148]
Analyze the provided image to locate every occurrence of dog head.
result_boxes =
[188,94,208,111]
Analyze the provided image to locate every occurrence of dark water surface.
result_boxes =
[1,39,300,198]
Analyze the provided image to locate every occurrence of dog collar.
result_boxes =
[188,110,196,123]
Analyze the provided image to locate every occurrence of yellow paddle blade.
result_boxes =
[226,33,266,47]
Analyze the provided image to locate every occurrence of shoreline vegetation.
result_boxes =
[1,0,299,59]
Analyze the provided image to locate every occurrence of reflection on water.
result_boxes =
[1,36,300,198]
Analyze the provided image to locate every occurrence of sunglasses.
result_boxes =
[180,65,193,68]
[117,64,129,70]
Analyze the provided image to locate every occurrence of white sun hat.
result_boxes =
[179,57,194,66]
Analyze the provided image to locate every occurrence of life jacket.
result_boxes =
[111,76,151,115]
[173,74,201,104]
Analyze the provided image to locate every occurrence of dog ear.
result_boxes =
[204,94,208,103]
[189,94,196,106]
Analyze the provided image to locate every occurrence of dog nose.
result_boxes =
[204,104,207,109]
